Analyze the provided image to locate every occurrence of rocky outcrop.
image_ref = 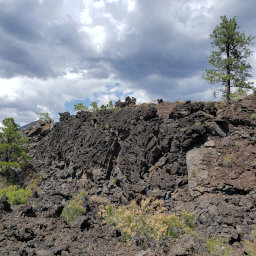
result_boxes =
[218,92,256,126]
[115,96,136,108]
[0,96,256,255]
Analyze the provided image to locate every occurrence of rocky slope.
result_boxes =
[0,94,256,255]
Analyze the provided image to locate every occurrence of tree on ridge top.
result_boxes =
[203,15,255,100]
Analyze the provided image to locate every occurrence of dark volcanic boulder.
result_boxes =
[0,196,11,214]
[169,101,217,119]
[115,96,136,108]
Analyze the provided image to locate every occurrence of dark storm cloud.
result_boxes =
[0,0,100,78]
[0,0,255,99]
[102,0,211,96]
[103,0,256,98]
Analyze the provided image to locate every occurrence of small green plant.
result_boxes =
[90,102,99,113]
[221,154,235,167]
[214,100,226,110]
[244,228,256,256]
[0,185,32,205]
[100,101,115,111]
[28,179,42,193]
[0,178,6,189]
[205,148,213,156]
[99,198,195,241]
[230,88,248,101]
[206,237,233,256]
[191,168,199,178]
[74,101,115,114]
[61,191,87,226]
[180,125,189,132]
[250,113,256,120]
[39,171,44,182]
[74,103,89,112]
[110,178,116,184]
[237,107,243,113]
[182,211,195,229]
[234,141,242,147]
[194,121,201,126]
[37,112,53,121]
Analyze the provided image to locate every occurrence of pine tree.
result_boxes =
[0,118,28,172]
[73,103,89,112]
[203,16,255,100]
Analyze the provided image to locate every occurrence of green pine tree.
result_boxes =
[74,101,115,113]
[0,118,28,172]
[73,103,89,112]
[203,16,255,100]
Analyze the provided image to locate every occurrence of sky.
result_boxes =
[0,0,256,125]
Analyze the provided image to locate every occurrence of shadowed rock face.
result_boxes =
[1,96,256,255]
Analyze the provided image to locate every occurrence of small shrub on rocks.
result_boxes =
[179,125,189,132]
[234,141,242,147]
[206,237,233,256]
[244,228,256,256]
[99,198,195,242]
[191,168,199,178]
[74,101,115,114]
[250,113,256,120]
[0,185,32,205]
[221,154,235,167]
[28,179,42,194]
[61,191,86,226]
[214,100,226,110]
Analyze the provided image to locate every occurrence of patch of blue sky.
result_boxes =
[65,98,92,115]
[64,83,134,114]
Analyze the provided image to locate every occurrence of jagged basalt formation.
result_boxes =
[0,95,256,255]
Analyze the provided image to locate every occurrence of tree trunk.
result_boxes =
[226,44,231,100]
[226,78,231,100]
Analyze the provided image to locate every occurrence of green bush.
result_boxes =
[180,125,189,132]
[0,185,32,205]
[244,229,256,256]
[229,88,248,101]
[74,101,115,113]
[0,118,28,173]
[61,191,86,226]
[250,113,256,120]
[99,198,195,241]
[206,237,233,256]
[214,100,226,110]
[221,154,235,167]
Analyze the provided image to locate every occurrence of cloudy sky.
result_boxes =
[0,0,256,125]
